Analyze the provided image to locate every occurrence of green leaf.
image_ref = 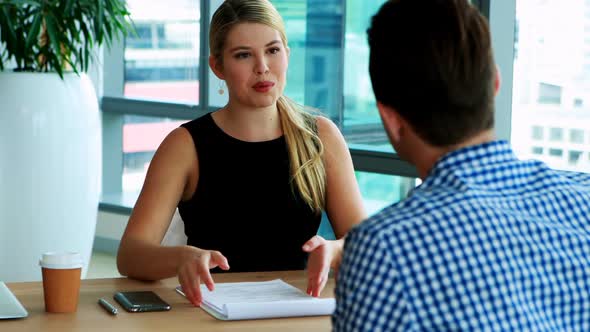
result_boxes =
[77,47,83,71]
[25,11,41,49]
[0,47,5,70]
[64,0,74,15]
[7,0,41,5]
[48,51,63,78]
[63,37,78,66]
[84,47,89,72]
[103,18,112,42]
[44,12,63,70]
[1,0,131,76]
[104,0,113,14]
[0,6,17,41]
[94,0,104,43]
[63,55,79,75]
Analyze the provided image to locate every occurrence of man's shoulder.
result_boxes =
[350,194,436,241]
[348,186,483,251]
[556,169,590,186]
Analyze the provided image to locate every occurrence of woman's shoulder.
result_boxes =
[314,115,344,143]
[315,115,337,131]
[157,126,196,157]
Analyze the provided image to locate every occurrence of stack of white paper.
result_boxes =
[176,279,335,320]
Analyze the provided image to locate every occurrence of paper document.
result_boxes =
[175,279,335,320]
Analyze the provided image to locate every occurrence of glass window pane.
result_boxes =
[511,0,590,173]
[570,128,585,143]
[124,0,200,104]
[549,127,563,141]
[122,116,186,192]
[316,171,416,240]
[343,0,391,152]
[208,0,228,108]
[208,0,393,152]
[548,148,563,157]
[531,125,544,140]
[356,172,417,216]
[569,150,583,164]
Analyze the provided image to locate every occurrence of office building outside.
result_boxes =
[511,0,590,173]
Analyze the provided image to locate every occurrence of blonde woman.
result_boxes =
[117,0,366,307]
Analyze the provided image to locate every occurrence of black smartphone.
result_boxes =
[113,291,171,312]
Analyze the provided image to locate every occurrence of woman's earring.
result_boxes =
[218,80,225,95]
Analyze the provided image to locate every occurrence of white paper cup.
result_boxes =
[39,252,83,313]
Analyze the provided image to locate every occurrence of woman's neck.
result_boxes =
[212,102,283,142]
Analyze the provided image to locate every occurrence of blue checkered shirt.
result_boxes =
[333,140,590,331]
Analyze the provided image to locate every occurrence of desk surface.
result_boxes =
[2,270,334,331]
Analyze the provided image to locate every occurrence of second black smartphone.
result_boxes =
[113,291,171,312]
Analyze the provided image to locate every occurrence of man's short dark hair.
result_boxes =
[368,0,495,146]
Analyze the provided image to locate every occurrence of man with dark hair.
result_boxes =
[333,0,590,331]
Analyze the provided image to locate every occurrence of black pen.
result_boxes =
[98,298,118,315]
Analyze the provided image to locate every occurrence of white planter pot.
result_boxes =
[0,72,101,282]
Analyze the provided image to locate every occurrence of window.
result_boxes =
[570,128,585,143]
[343,0,390,152]
[124,0,200,104]
[531,146,543,155]
[549,148,563,157]
[537,83,562,104]
[568,150,583,164]
[101,1,500,206]
[122,116,185,192]
[549,128,563,141]
[311,56,325,83]
[511,0,590,173]
[356,172,417,216]
[531,125,544,140]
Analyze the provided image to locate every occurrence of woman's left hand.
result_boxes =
[302,236,344,297]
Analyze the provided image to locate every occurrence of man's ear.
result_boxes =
[209,55,225,80]
[377,101,403,143]
[494,64,501,97]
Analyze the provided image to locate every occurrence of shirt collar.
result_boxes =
[420,140,517,187]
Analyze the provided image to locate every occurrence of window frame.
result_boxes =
[99,0,514,209]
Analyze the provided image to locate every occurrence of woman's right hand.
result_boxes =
[177,246,230,306]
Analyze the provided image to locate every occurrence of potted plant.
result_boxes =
[0,0,132,282]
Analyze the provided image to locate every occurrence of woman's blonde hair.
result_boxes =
[210,0,326,214]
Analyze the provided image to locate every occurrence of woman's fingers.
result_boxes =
[309,266,330,297]
[178,264,201,306]
[302,235,326,252]
[196,252,216,292]
[178,248,229,306]
[304,237,333,297]
[178,273,193,303]
[210,250,230,270]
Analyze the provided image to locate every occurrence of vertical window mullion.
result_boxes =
[101,112,124,194]
[336,0,346,129]
[102,32,126,194]
[489,0,516,142]
[200,0,210,111]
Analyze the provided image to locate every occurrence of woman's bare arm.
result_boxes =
[317,116,367,237]
[117,127,198,280]
[303,116,367,296]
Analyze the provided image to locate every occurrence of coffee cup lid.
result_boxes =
[39,252,83,269]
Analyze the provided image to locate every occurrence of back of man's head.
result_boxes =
[368,0,495,147]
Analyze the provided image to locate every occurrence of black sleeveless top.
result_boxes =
[177,113,321,272]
